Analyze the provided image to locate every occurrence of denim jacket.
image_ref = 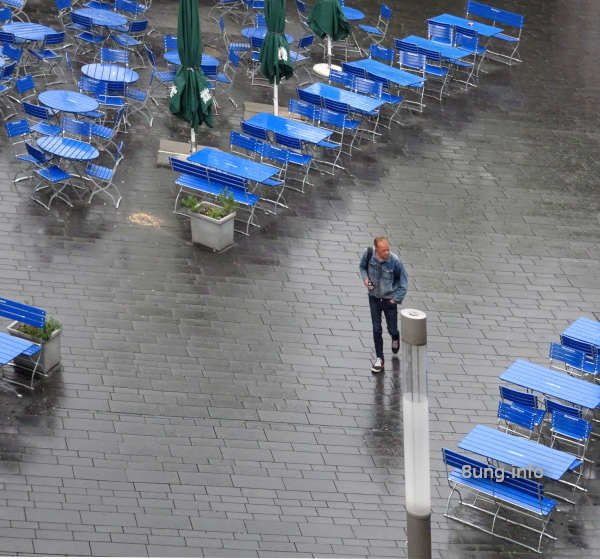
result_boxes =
[359,249,408,302]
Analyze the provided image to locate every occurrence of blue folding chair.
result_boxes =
[83,141,124,207]
[497,401,544,440]
[358,4,392,48]
[27,143,74,210]
[22,101,62,136]
[548,342,598,377]
[4,118,44,184]
[26,32,67,84]
[295,0,309,29]
[550,411,593,463]
[428,21,454,45]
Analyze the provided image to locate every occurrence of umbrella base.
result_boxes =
[313,63,342,78]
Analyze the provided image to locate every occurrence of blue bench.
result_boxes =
[0,297,46,394]
[169,156,260,236]
[442,448,557,554]
[466,1,524,64]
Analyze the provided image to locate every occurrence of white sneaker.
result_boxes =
[371,358,384,374]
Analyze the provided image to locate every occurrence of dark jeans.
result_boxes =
[369,296,399,360]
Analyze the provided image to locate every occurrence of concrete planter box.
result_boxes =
[183,202,236,251]
[7,321,62,375]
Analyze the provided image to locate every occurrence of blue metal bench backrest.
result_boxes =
[101,47,128,64]
[318,107,346,129]
[399,50,426,71]
[295,0,307,16]
[497,401,536,431]
[297,34,314,49]
[369,44,394,64]
[62,116,92,140]
[552,411,592,440]
[241,121,270,141]
[274,132,303,151]
[322,98,350,115]
[467,1,524,28]
[71,12,92,28]
[297,88,322,107]
[0,62,16,80]
[260,143,289,165]
[545,399,582,419]
[395,38,419,55]
[170,157,247,191]
[289,98,318,120]
[428,21,453,45]
[54,0,71,10]
[353,76,382,98]
[25,142,48,164]
[0,31,15,44]
[442,447,489,474]
[499,385,538,408]
[548,342,585,370]
[23,101,53,121]
[329,69,353,89]
[380,3,392,20]
[0,297,46,328]
[342,63,367,78]
[230,130,257,154]
[0,7,12,23]
[44,32,65,46]
[454,27,478,50]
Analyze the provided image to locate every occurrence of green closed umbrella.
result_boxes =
[169,0,214,151]
[308,0,350,72]
[260,0,294,115]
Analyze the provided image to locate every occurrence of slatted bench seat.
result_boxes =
[170,156,260,236]
[442,448,557,554]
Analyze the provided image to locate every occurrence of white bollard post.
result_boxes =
[400,309,431,559]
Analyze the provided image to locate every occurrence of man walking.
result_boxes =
[359,237,408,374]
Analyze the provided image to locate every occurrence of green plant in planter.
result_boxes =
[181,192,239,219]
[17,317,62,342]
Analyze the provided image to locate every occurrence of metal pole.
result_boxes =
[273,82,279,116]
[327,35,332,71]
[400,309,431,559]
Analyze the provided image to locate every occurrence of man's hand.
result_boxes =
[363,279,370,288]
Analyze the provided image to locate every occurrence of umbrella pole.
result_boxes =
[190,127,196,153]
[327,36,332,71]
[273,82,279,116]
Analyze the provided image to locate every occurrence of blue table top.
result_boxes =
[164,51,219,69]
[81,63,139,84]
[241,27,294,43]
[345,59,425,87]
[0,332,38,366]
[343,6,365,21]
[37,136,99,161]
[2,22,56,41]
[73,7,127,28]
[401,35,470,61]
[39,90,99,114]
[500,359,600,410]
[188,147,279,184]
[244,112,332,144]
[562,318,600,354]
[429,13,503,38]
[459,425,582,481]
[302,83,385,112]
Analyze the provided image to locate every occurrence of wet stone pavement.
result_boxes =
[0,0,599,556]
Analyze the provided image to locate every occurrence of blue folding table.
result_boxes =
[342,6,364,21]
[500,359,600,410]
[459,425,582,481]
[241,27,294,43]
[81,63,139,84]
[2,22,57,42]
[188,147,280,185]
[428,13,503,37]
[561,318,600,357]
[344,58,425,88]
[401,35,471,62]
[39,89,99,114]
[301,83,386,113]
[37,136,99,161]
[163,51,220,73]
[73,7,127,28]
[243,112,333,145]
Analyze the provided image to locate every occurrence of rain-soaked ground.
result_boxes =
[0,0,599,556]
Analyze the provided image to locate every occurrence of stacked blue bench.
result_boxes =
[0,297,46,394]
